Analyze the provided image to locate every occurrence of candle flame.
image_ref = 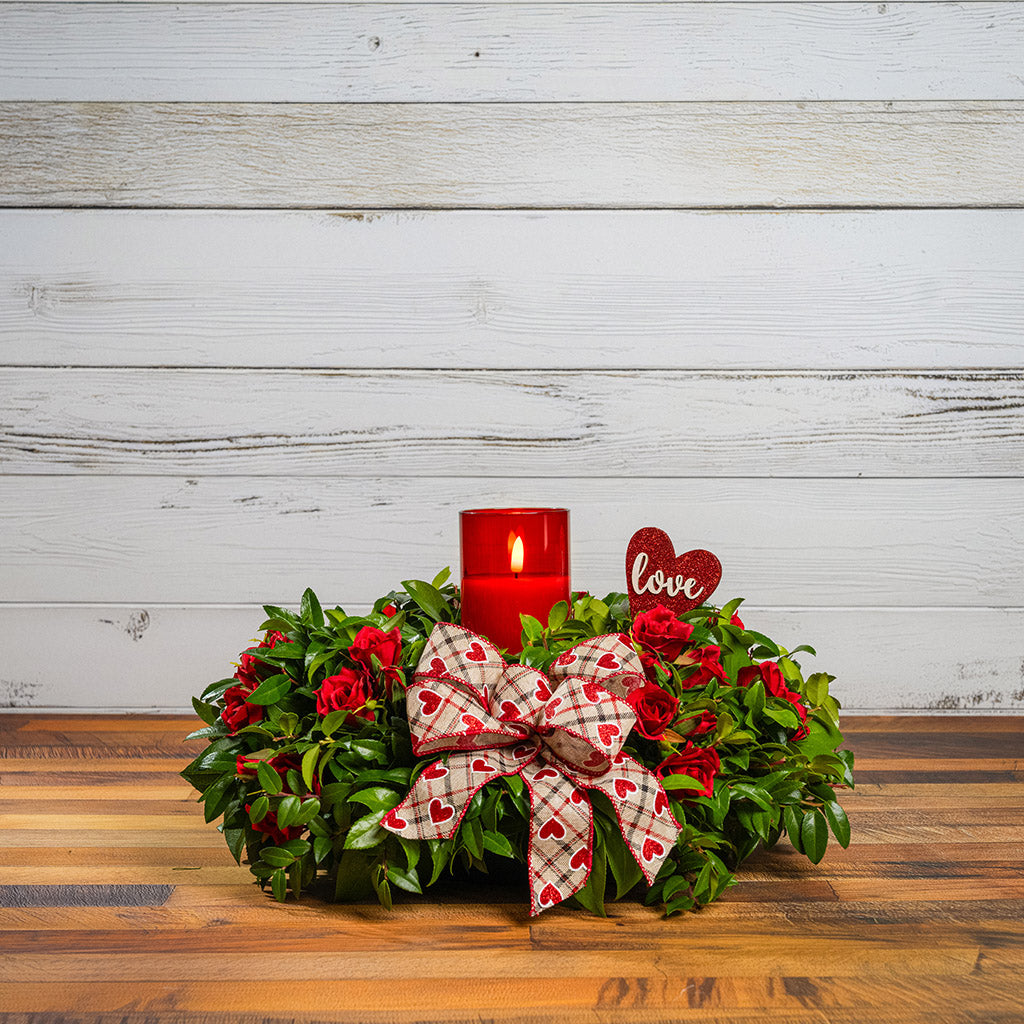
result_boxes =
[510,535,525,574]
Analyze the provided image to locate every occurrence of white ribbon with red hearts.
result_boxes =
[380,623,682,914]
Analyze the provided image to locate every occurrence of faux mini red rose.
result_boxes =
[315,668,376,721]
[631,605,694,662]
[349,626,403,694]
[627,683,680,740]
[679,645,728,690]
[656,742,721,799]
[220,680,264,733]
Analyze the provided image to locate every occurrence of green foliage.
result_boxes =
[182,574,852,917]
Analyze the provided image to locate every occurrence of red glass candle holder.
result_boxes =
[459,508,570,654]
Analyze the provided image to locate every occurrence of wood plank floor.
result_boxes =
[1,715,1022,1024]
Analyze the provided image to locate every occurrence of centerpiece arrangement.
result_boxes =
[183,509,853,916]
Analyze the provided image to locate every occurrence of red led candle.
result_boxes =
[459,508,570,654]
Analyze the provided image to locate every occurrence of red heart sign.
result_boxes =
[626,527,721,617]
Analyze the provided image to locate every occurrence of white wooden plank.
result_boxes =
[3,210,1023,370]
[0,477,1020,605]
[5,1,988,6]
[2,604,1022,713]
[3,102,1021,207]
[3,4,1022,102]
[3,369,1022,477]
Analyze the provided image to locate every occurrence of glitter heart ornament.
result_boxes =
[626,527,722,617]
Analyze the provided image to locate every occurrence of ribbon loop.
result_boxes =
[382,624,682,914]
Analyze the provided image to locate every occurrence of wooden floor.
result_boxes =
[0,715,1022,1024]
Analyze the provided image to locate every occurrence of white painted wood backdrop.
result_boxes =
[0,3,1021,712]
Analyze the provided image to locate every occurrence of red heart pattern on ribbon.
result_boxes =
[380,622,682,915]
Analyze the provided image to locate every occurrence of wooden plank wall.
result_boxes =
[0,1,1022,712]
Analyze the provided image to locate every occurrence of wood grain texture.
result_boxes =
[3,606,1024,713]
[0,714,1021,1022]
[4,368,1023,477]
[3,102,1023,208]
[1,477,1022,606]
[4,209,1023,370]
[3,4,1023,102]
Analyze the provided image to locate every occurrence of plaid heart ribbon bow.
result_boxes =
[380,623,682,914]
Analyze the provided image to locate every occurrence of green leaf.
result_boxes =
[224,827,246,864]
[741,629,779,656]
[804,672,831,706]
[276,794,301,829]
[743,680,766,717]
[800,807,829,864]
[247,674,292,705]
[301,746,320,791]
[185,724,224,741]
[257,642,305,661]
[293,798,322,827]
[301,588,325,629]
[783,805,804,852]
[200,677,238,702]
[547,601,569,631]
[333,848,376,900]
[313,835,333,864]
[319,709,350,736]
[371,868,393,911]
[248,795,270,823]
[270,867,287,902]
[572,841,607,916]
[344,812,386,850]
[661,774,707,792]
[348,787,402,814]
[401,579,453,622]
[191,696,219,726]
[387,862,423,894]
[764,703,800,729]
[256,761,282,795]
[261,846,297,868]
[482,829,516,859]
[519,614,544,644]
[431,567,452,588]
[824,800,851,848]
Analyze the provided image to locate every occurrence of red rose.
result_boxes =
[233,651,262,688]
[315,668,375,721]
[627,683,679,740]
[349,626,403,694]
[679,645,727,690]
[656,741,721,798]
[678,710,717,737]
[381,603,398,617]
[221,681,264,733]
[631,605,694,661]
[737,661,788,698]
[245,805,305,845]
[639,650,664,684]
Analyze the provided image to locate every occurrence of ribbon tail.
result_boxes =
[519,760,594,916]
[380,745,536,841]
[568,754,681,884]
